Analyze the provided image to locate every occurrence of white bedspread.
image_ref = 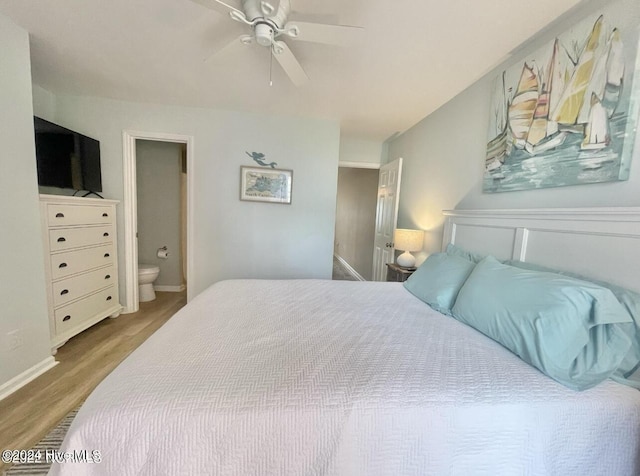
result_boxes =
[50,280,640,476]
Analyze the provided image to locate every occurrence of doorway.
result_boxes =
[333,165,380,281]
[135,140,186,299]
[122,131,194,314]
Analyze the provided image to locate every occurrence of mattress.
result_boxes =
[50,280,640,475]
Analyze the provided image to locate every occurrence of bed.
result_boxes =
[50,208,640,476]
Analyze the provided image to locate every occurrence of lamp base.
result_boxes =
[397,251,416,268]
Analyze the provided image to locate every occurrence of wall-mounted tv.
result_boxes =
[34,117,102,192]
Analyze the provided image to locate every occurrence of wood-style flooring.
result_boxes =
[0,291,186,473]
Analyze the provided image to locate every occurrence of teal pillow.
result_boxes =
[403,253,476,314]
[506,259,640,389]
[451,256,634,391]
[445,243,485,264]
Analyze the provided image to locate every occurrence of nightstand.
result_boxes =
[386,263,416,282]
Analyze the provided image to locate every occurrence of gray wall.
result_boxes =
[388,0,640,262]
[0,13,52,388]
[47,94,340,299]
[136,140,183,288]
[334,167,378,280]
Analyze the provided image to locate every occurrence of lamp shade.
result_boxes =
[394,229,424,252]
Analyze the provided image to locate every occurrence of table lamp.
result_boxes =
[394,228,424,268]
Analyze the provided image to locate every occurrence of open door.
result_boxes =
[372,158,403,281]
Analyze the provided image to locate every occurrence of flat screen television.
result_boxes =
[34,117,102,192]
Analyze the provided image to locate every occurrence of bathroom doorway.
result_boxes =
[122,131,194,314]
[135,140,187,301]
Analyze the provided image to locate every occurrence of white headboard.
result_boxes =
[442,208,640,293]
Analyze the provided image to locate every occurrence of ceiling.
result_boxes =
[0,0,583,141]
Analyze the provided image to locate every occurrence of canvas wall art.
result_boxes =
[484,3,640,193]
[240,166,293,204]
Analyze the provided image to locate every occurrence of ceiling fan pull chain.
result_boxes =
[269,47,274,87]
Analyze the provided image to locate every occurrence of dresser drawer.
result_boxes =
[47,204,114,226]
[54,286,117,335]
[52,266,115,307]
[51,244,115,279]
[49,225,114,252]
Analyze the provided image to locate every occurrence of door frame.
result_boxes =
[338,161,381,170]
[122,130,195,314]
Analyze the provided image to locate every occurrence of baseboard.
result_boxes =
[154,284,186,292]
[0,357,58,401]
[334,254,366,281]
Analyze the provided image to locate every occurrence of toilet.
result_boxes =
[138,264,160,302]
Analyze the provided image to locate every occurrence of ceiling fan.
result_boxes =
[190,0,363,86]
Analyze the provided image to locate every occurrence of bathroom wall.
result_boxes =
[136,140,183,288]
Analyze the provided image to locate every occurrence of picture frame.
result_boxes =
[240,166,293,204]
[483,4,640,193]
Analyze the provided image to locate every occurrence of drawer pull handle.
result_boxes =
[59,263,68,269]
[55,213,65,218]
[60,289,69,295]
[63,315,71,322]
[57,237,66,242]
[103,232,109,237]
[105,274,111,280]
[106,296,112,301]
[102,213,109,217]
[104,253,110,258]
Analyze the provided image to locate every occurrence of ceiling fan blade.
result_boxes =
[285,21,364,47]
[204,35,252,63]
[287,13,339,24]
[189,0,244,17]
[273,42,309,87]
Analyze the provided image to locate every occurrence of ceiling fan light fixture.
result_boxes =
[195,0,361,87]
[254,23,274,47]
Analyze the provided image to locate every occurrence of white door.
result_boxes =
[372,158,403,281]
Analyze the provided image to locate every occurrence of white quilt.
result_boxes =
[50,280,640,476]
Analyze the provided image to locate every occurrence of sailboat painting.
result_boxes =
[484,5,640,193]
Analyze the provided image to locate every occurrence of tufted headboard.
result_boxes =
[442,208,640,293]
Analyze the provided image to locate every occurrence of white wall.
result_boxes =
[388,0,640,260]
[136,140,183,288]
[32,84,56,122]
[49,95,340,298]
[339,137,384,166]
[0,14,52,389]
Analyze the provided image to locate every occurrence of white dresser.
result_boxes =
[40,194,122,352]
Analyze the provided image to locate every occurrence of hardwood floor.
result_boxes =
[0,291,186,473]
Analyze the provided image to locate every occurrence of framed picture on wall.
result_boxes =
[240,166,293,204]
[483,2,640,193]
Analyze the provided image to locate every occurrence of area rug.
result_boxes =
[4,407,79,476]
